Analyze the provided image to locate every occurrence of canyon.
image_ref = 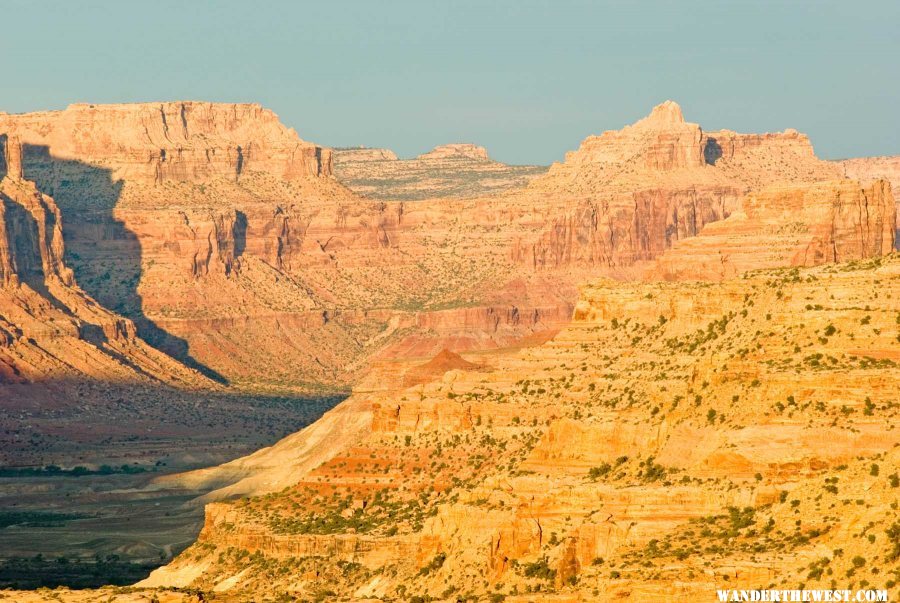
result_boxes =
[79,254,900,602]
[2,99,889,407]
[0,99,898,601]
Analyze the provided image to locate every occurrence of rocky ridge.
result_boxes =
[333,143,547,200]
[0,102,332,185]
[536,100,841,194]
[334,146,399,162]
[416,143,490,161]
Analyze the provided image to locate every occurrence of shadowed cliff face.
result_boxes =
[0,188,69,310]
[0,136,351,591]
[17,143,227,382]
[0,134,231,393]
[0,134,351,592]
[2,104,581,391]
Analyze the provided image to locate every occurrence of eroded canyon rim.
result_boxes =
[3,99,895,393]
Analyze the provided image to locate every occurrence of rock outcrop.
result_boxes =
[0,102,333,185]
[334,146,399,162]
[0,137,207,386]
[536,101,841,194]
[0,170,73,288]
[558,100,706,173]
[836,155,900,239]
[416,143,490,161]
[649,179,896,280]
[1,133,24,179]
[333,143,547,200]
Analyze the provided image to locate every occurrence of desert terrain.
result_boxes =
[0,99,897,601]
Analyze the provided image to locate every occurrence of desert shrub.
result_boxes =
[588,464,612,480]
[521,556,556,581]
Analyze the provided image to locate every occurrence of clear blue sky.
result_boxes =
[2,0,897,165]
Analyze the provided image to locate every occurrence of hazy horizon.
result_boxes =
[3,0,898,164]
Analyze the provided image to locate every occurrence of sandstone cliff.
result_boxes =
[511,185,741,269]
[509,101,845,271]
[649,179,896,280]
[0,101,333,185]
[0,137,207,387]
[416,143,490,161]
[836,155,900,238]
[0,133,352,471]
[0,100,877,392]
[334,143,547,200]
[0,104,569,390]
[3,99,900,602]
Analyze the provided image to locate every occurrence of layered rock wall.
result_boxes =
[0,139,207,386]
[0,100,882,391]
[836,155,900,238]
[0,138,74,288]
[512,186,743,268]
[516,101,843,270]
[650,179,896,280]
[416,143,490,161]
[0,102,332,185]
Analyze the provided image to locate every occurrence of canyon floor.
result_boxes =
[0,387,345,589]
